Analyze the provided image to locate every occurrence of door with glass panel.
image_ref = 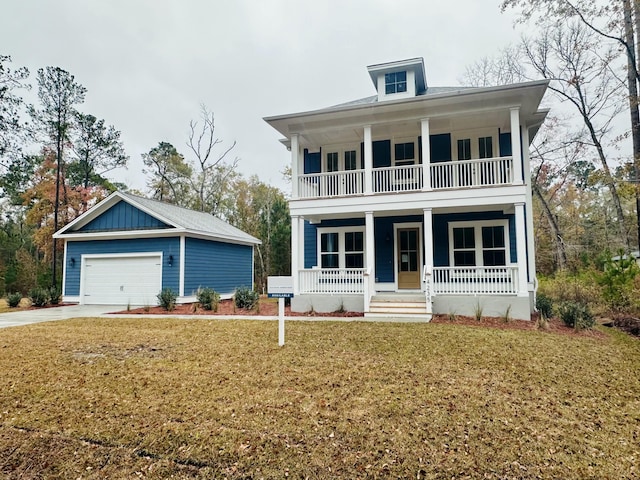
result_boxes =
[397,228,421,289]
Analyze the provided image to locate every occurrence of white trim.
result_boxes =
[393,222,423,291]
[55,228,260,246]
[391,136,418,166]
[316,226,366,270]
[179,235,186,297]
[447,219,511,268]
[62,240,68,297]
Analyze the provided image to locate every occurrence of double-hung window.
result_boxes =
[479,136,493,159]
[449,221,509,267]
[344,150,357,170]
[319,228,365,269]
[394,142,415,166]
[385,71,407,94]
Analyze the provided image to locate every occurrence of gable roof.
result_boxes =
[54,191,261,246]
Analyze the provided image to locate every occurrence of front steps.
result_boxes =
[365,293,432,321]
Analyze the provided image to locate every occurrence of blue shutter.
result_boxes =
[304,148,321,174]
[429,134,451,163]
[372,140,391,168]
[499,132,512,157]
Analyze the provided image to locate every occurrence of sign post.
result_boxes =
[267,276,293,346]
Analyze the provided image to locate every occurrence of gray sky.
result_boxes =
[1,0,523,193]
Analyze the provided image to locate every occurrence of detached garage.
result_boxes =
[54,191,261,305]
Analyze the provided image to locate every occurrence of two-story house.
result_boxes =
[265,58,548,320]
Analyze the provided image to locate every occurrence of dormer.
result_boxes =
[367,57,427,102]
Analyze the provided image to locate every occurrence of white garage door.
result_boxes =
[82,255,162,305]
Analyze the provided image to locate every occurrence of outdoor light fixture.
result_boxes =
[69,257,76,267]
[168,255,174,266]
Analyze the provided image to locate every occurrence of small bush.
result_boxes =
[6,292,22,308]
[557,301,595,330]
[234,286,259,310]
[535,293,553,319]
[29,287,49,308]
[49,286,61,305]
[157,288,177,311]
[196,287,220,311]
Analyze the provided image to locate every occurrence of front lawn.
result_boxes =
[0,319,638,478]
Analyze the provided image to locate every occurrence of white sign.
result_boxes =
[267,276,294,298]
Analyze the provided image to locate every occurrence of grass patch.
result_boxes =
[0,319,638,478]
[0,298,29,313]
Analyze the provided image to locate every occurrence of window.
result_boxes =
[394,142,415,165]
[318,228,365,269]
[479,136,493,159]
[345,150,357,170]
[327,152,339,172]
[449,221,509,267]
[345,232,364,268]
[320,232,339,268]
[457,139,471,161]
[385,71,407,94]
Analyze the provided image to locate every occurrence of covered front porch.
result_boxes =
[290,206,534,320]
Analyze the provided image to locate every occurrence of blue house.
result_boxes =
[53,191,261,305]
[265,57,549,320]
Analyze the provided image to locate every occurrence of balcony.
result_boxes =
[296,156,514,199]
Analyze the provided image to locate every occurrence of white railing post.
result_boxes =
[510,107,523,185]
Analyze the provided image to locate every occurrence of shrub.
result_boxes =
[557,301,595,330]
[29,287,49,308]
[598,252,640,312]
[196,287,220,311]
[535,292,553,319]
[49,286,61,305]
[6,292,22,308]
[157,288,177,311]
[234,286,259,310]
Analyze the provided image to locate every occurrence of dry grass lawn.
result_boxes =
[0,318,638,479]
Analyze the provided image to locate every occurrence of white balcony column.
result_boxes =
[423,208,434,268]
[365,211,375,305]
[521,126,536,286]
[291,215,300,295]
[363,125,373,195]
[510,107,523,185]
[514,203,528,297]
[421,118,432,191]
[291,134,300,199]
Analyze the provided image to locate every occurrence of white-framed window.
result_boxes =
[326,152,339,172]
[394,141,416,166]
[448,220,510,267]
[318,227,365,269]
[385,71,407,94]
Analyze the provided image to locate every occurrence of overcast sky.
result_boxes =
[1,0,524,193]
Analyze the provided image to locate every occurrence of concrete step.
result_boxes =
[371,294,425,303]
[364,312,432,322]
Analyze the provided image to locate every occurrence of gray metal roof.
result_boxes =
[328,86,478,110]
[119,192,261,244]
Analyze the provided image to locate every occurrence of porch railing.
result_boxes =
[432,266,518,294]
[373,164,423,193]
[296,157,515,199]
[298,170,364,198]
[430,156,513,189]
[299,268,366,294]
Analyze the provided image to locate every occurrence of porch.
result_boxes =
[297,156,514,199]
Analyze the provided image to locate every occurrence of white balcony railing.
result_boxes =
[296,157,515,199]
[373,164,423,193]
[299,268,366,294]
[430,156,513,189]
[298,170,364,198]
[432,266,518,295]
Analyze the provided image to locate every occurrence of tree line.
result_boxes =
[0,56,290,296]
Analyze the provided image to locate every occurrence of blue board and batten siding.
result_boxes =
[184,237,253,295]
[78,200,171,232]
[64,237,180,296]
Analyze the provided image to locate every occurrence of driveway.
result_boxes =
[0,305,120,329]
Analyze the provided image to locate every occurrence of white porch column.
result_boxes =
[291,134,300,199]
[291,214,300,294]
[179,235,185,297]
[363,125,373,195]
[365,211,375,311]
[521,126,536,286]
[514,203,528,297]
[421,118,432,191]
[423,208,434,268]
[510,108,523,186]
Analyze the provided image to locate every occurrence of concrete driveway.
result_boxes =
[0,305,120,329]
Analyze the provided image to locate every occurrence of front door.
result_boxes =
[397,228,421,289]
